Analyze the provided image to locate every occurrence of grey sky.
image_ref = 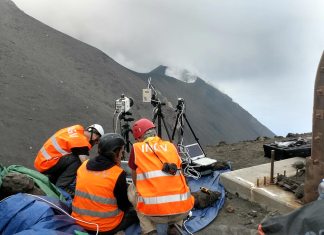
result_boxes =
[13,0,324,136]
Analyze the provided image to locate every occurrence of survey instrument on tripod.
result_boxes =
[143,77,172,141]
[113,94,135,154]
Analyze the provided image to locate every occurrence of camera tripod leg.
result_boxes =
[182,113,207,157]
[125,140,132,154]
[171,112,184,142]
[152,111,160,135]
[123,132,131,152]
[121,123,133,154]
[161,115,172,141]
[152,110,172,141]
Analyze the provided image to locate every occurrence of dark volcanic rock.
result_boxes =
[0,172,45,199]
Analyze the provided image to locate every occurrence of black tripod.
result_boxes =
[119,112,134,154]
[171,98,206,156]
[151,98,172,141]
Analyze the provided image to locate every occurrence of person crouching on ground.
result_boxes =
[34,124,104,193]
[127,118,194,235]
[72,133,138,235]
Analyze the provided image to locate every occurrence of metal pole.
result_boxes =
[270,150,275,184]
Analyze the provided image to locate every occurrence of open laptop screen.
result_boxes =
[185,143,205,161]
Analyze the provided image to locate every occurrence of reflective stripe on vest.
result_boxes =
[40,147,52,160]
[39,136,70,160]
[34,125,91,172]
[50,136,69,156]
[133,136,194,216]
[74,190,117,204]
[72,163,124,232]
[138,191,191,204]
[72,205,121,218]
[137,170,181,181]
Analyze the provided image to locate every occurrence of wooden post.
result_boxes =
[304,51,324,203]
[270,150,275,184]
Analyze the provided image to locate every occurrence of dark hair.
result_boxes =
[100,146,122,159]
[98,133,125,157]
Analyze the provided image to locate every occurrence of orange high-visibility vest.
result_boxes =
[34,125,92,172]
[133,136,194,216]
[72,161,124,232]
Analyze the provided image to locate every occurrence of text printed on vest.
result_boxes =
[141,143,168,152]
[67,127,79,138]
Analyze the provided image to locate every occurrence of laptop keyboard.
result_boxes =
[192,157,217,166]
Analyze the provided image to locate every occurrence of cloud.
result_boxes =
[12,0,324,135]
[165,67,198,83]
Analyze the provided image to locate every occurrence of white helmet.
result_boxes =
[87,124,104,137]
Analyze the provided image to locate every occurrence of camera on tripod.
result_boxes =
[113,94,135,155]
[150,93,163,107]
[119,111,134,122]
[176,98,185,111]
[115,94,134,113]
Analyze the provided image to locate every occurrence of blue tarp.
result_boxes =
[0,193,86,235]
[125,170,227,234]
[184,170,226,234]
[0,170,227,234]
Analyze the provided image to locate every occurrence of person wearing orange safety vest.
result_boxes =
[34,124,104,193]
[127,118,194,235]
[72,133,138,235]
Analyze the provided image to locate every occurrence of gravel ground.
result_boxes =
[195,133,311,235]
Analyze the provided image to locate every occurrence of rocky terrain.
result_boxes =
[0,0,313,234]
[196,133,311,234]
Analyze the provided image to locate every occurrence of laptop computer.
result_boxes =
[185,143,205,161]
[184,143,217,167]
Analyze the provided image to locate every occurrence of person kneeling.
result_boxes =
[72,133,138,235]
[128,118,195,235]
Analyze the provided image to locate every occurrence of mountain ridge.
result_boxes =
[0,0,274,169]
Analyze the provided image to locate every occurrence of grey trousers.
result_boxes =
[127,183,189,234]
[43,154,81,189]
